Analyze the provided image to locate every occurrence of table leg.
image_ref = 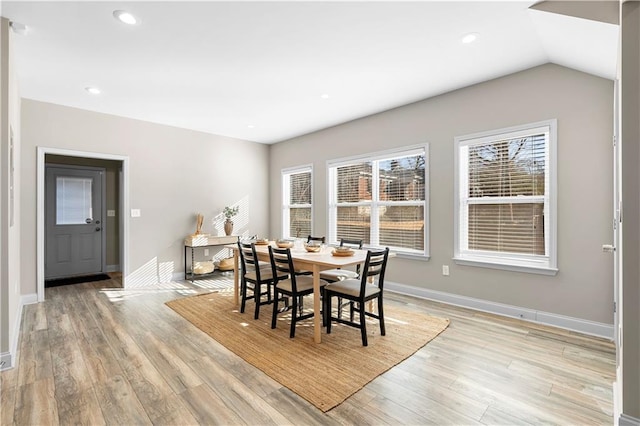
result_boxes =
[233,251,239,306]
[313,264,322,344]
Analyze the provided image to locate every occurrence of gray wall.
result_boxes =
[20,100,270,293]
[0,17,22,367]
[621,1,640,420]
[270,63,614,324]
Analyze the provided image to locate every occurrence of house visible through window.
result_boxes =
[454,120,557,274]
[282,166,312,239]
[328,145,428,257]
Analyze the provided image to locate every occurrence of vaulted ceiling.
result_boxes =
[2,1,619,143]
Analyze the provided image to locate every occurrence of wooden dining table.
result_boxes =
[225,241,369,343]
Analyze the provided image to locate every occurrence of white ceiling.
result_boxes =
[1,1,619,144]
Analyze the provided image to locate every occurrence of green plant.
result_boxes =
[223,206,239,220]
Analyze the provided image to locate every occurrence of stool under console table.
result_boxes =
[184,235,238,281]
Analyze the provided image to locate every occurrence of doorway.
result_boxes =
[36,147,130,301]
[45,164,106,280]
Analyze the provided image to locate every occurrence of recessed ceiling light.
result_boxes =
[320,94,330,99]
[85,86,101,95]
[113,10,137,25]
[461,33,479,44]
[247,124,255,129]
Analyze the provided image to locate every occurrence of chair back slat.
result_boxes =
[340,238,363,249]
[307,235,326,244]
[360,248,390,296]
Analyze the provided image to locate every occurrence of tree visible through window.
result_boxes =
[329,146,428,256]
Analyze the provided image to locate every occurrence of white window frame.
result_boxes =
[282,165,313,239]
[327,144,429,259]
[453,120,558,275]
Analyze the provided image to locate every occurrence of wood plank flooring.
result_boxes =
[1,273,615,425]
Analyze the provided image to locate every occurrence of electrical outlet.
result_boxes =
[204,248,209,256]
[131,209,141,217]
[442,265,450,276]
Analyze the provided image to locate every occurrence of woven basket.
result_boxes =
[218,257,234,271]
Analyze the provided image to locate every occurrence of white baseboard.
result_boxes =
[21,293,37,306]
[386,282,614,340]
[0,293,38,371]
[105,264,120,273]
[620,414,640,426]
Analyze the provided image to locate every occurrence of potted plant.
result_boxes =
[223,206,239,236]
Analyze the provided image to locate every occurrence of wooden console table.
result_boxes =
[184,235,237,281]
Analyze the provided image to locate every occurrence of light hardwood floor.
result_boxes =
[1,273,615,425]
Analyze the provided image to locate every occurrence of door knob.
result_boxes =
[96,227,101,232]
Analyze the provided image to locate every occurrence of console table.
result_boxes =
[184,235,237,281]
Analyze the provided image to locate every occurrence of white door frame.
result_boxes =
[37,147,130,302]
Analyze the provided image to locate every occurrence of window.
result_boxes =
[454,120,557,275]
[56,176,94,225]
[328,145,428,258]
[282,166,312,239]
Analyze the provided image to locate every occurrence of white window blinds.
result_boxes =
[329,146,428,256]
[282,167,312,239]
[466,134,546,255]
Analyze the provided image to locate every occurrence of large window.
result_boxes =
[282,166,312,239]
[454,120,557,275]
[328,146,428,257]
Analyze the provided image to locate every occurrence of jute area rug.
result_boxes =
[166,292,449,412]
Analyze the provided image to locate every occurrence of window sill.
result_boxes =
[453,257,558,276]
[396,252,430,261]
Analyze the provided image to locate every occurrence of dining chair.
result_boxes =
[237,241,286,320]
[320,238,364,282]
[320,238,364,319]
[269,246,328,338]
[296,235,326,275]
[323,247,389,346]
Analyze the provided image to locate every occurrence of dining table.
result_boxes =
[225,241,370,343]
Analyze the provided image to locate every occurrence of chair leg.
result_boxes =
[271,289,279,329]
[240,280,248,313]
[378,295,385,336]
[290,297,298,338]
[350,301,355,322]
[298,295,304,316]
[326,293,332,334]
[360,302,368,346]
[337,296,343,319]
[254,282,261,320]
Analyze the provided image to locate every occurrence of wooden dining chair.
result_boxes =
[269,246,328,338]
[323,247,389,346]
[237,241,286,320]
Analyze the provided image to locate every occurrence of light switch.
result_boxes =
[131,209,141,217]
[107,210,116,217]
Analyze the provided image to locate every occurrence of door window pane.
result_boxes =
[56,176,93,225]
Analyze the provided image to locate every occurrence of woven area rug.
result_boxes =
[166,292,449,412]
